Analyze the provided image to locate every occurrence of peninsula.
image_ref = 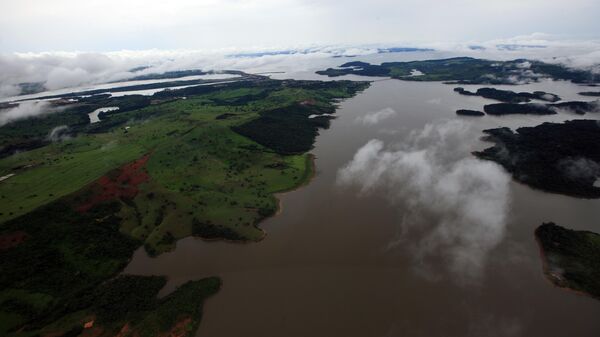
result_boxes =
[0,78,369,336]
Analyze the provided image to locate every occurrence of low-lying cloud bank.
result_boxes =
[0,101,52,126]
[337,120,511,283]
[558,157,600,181]
[1,33,599,99]
[47,125,71,142]
[0,49,328,99]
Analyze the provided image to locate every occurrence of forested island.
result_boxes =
[579,91,600,97]
[475,120,600,198]
[316,57,598,84]
[535,223,600,301]
[453,87,560,103]
[456,109,484,116]
[0,78,369,335]
[482,100,599,115]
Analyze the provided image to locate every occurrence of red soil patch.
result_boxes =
[113,323,131,337]
[299,99,316,106]
[159,317,192,337]
[0,231,28,250]
[78,154,151,213]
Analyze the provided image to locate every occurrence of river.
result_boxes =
[124,59,600,337]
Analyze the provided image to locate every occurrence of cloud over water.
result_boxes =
[337,120,512,284]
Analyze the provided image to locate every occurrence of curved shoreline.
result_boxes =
[272,153,317,217]
[190,153,317,245]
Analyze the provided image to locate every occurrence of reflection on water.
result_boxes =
[124,73,600,336]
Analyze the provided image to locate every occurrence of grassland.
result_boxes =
[1,80,368,249]
[0,78,369,335]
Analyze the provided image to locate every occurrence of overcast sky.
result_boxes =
[1,0,600,52]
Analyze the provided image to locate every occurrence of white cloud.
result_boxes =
[0,33,599,100]
[0,48,339,98]
[0,101,52,126]
[355,107,396,125]
[47,125,71,142]
[337,120,511,283]
[0,84,20,98]
[557,157,600,181]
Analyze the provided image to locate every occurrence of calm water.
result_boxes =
[0,73,241,103]
[124,65,600,337]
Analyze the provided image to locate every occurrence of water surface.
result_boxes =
[124,72,600,337]
[0,74,241,103]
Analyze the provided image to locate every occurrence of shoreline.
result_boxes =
[192,152,317,245]
[143,153,319,296]
[272,153,317,217]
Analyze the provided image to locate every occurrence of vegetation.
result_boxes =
[127,69,208,81]
[0,104,90,158]
[1,272,221,337]
[232,81,367,155]
[483,100,599,115]
[234,103,331,154]
[0,200,138,333]
[0,165,219,335]
[0,78,369,335]
[483,103,557,115]
[456,109,484,116]
[316,57,599,84]
[475,120,600,198]
[1,79,369,243]
[453,87,560,103]
[579,91,600,97]
[0,94,158,158]
[535,223,600,301]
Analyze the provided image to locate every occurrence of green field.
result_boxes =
[1,80,368,252]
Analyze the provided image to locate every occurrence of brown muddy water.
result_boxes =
[124,73,600,337]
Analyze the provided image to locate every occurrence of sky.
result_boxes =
[1,0,600,52]
[1,0,600,98]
